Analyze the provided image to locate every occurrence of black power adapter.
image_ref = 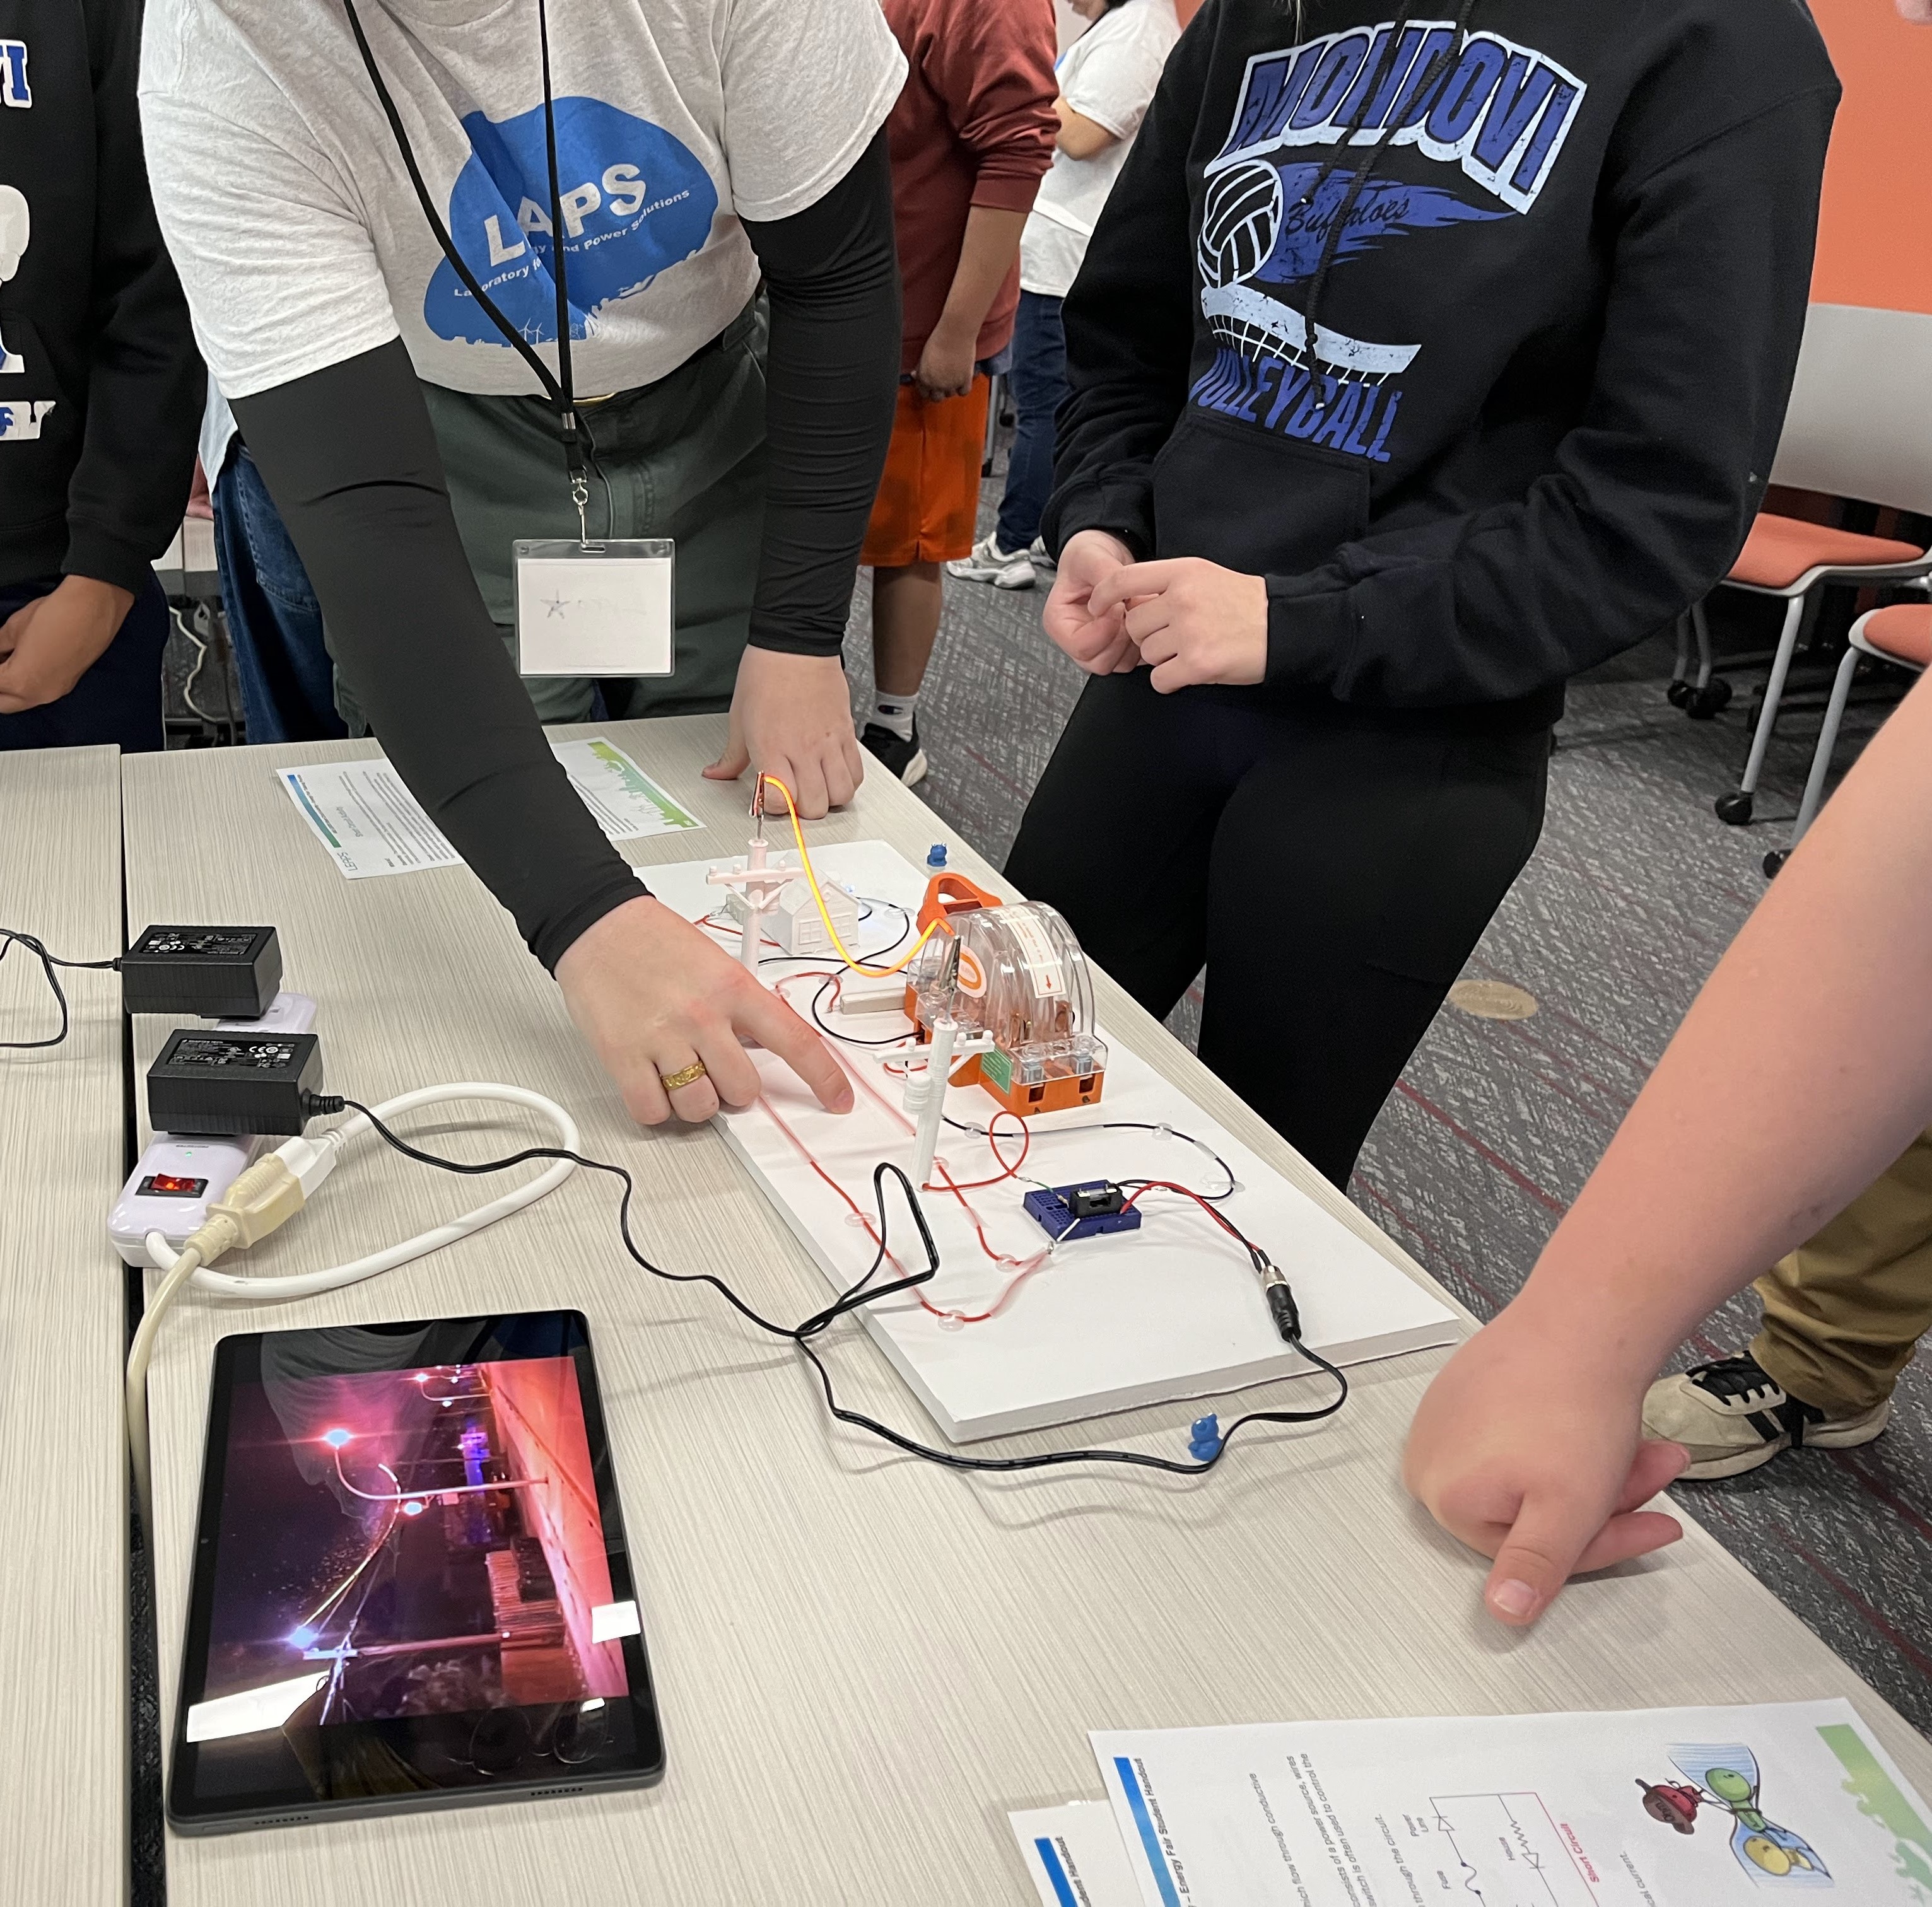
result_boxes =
[148,1029,324,1136]
[122,926,283,1020]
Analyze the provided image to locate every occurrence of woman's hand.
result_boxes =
[1041,529,1140,673]
[1087,556,1268,692]
[704,646,866,818]
[554,894,855,1126]
[1403,1304,1689,1626]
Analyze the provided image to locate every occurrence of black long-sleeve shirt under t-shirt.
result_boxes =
[1045,0,1840,725]
[233,136,899,971]
[0,0,202,595]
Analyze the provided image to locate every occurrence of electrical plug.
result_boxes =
[191,1124,342,1259]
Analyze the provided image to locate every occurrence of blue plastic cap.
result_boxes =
[1188,1413,1222,1461]
[927,843,948,867]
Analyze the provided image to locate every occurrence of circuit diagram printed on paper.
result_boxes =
[1092,1703,1932,1907]
[1429,1791,1601,1906]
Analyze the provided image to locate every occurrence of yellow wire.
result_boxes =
[758,774,941,977]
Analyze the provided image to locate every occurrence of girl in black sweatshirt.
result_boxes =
[1006,0,1838,1185]
[0,0,200,750]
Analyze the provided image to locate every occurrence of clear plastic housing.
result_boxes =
[910,901,1107,1092]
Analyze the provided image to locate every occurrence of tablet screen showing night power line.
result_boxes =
[168,1311,664,1833]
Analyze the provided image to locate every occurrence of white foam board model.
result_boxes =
[649,841,1460,1442]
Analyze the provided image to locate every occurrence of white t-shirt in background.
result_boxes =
[1021,0,1180,301]
[139,0,907,402]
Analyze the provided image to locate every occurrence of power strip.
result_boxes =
[108,991,317,1264]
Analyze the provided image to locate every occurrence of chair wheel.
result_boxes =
[1763,849,1790,877]
[1715,791,1754,825]
[1666,680,1693,709]
[1686,679,1732,720]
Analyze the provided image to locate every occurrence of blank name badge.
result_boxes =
[513,539,674,677]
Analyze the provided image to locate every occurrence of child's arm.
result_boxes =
[1406,662,1932,1624]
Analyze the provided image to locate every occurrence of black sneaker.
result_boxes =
[1641,1353,1890,1479]
[860,720,928,788]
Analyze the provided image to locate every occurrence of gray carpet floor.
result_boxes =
[845,448,1932,1740]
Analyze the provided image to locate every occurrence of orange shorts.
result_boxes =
[860,376,992,569]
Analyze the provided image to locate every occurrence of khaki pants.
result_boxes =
[1753,1126,1932,1418]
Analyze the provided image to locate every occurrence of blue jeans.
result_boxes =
[0,570,170,752]
[211,443,344,744]
[995,291,1067,554]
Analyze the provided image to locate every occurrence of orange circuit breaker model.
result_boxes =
[904,872,1108,1117]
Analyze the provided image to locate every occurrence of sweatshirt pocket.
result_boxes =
[1150,407,1370,575]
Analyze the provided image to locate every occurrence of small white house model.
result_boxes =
[720,851,859,957]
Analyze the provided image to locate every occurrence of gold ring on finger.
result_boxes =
[658,1059,709,1093]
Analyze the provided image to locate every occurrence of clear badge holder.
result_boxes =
[513,537,675,678]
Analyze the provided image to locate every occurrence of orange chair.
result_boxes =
[1765,600,1932,877]
[1687,306,1932,827]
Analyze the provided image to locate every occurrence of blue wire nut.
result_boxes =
[1188,1413,1222,1462]
[926,843,948,868]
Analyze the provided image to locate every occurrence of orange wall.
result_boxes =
[1808,0,1932,313]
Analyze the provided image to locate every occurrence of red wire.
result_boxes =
[759,1047,1031,1325]
[696,907,788,953]
[762,993,1241,1325]
[933,1107,1031,1191]
[1121,1180,1251,1245]
[924,1155,1051,1322]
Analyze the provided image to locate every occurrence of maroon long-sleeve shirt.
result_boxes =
[881,0,1058,373]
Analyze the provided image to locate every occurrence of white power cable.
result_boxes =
[128,1083,579,1524]
[127,1240,205,1529]
[144,1083,579,1299]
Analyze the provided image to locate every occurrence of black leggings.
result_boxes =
[1005,672,1550,1186]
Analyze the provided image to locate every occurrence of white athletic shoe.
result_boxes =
[1642,1353,1891,1479]
[947,533,1036,590]
[1027,536,1057,576]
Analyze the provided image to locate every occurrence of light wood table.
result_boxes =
[0,744,127,1904]
[124,720,1932,1904]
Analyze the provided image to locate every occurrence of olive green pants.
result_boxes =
[339,299,767,730]
[1752,1127,1932,1418]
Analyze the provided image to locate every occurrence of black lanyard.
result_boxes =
[342,0,589,535]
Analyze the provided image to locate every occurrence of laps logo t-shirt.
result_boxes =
[139,0,906,402]
[428,96,718,347]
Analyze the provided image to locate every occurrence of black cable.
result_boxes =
[575,407,618,541]
[695,898,919,1049]
[1300,0,1474,411]
[944,1114,1239,1202]
[0,928,120,1051]
[328,1097,1349,1476]
[810,972,913,1047]
[342,0,588,493]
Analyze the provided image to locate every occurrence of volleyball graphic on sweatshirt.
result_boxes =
[1186,18,1586,465]
[0,182,28,373]
[1198,158,1284,290]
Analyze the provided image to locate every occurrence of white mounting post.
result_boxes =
[706,834,810,977]
[902,1015,995,1190]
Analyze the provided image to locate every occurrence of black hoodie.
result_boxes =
[0,0,201,597]
[1045,0,1839,725]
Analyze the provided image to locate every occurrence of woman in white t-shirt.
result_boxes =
[948,0,1181,593]
[138,0,908,1131]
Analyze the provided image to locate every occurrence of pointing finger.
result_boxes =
[734,981,854,1114]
